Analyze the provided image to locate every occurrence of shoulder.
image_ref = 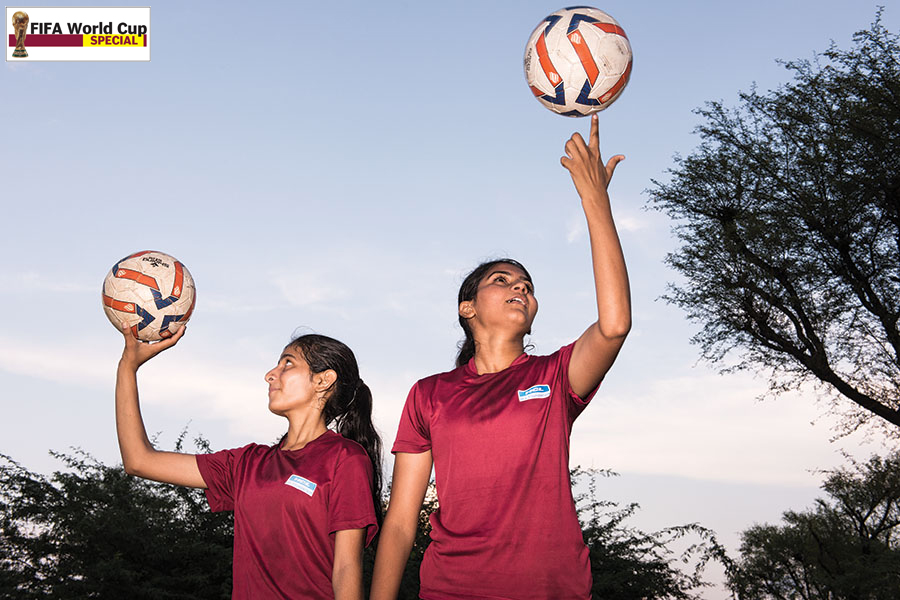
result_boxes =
[195,442,274,485]
[325,431,367,455]
[527,343,576,369]
[201,442,270,462]
[317,431,370,466]
[324,433,374,479]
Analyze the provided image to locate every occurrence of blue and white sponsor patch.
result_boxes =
[285,474,317,497]
[518,384,551,402]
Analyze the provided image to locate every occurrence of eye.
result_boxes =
[493,274,508,283]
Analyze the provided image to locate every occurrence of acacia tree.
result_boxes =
[648,13,900,434]
[727,451,900,599]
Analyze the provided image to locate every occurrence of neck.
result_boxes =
[472,335,526,375]
[280,412,329,451]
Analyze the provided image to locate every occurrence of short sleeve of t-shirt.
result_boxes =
[556,341,602,413]
[329,449,379,546]
[392,381,432,454]
[196,444,252,512]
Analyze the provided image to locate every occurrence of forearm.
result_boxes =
[583,196,631,339]
[114,360,205,487]
[332,562,363,600]
[115,361,158,475]
[370,519,417,600]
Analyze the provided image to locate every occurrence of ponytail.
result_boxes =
[329,378,383,527]
[288,334,384,527]
[456,334,477,368]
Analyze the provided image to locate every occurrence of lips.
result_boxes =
[507,296,526,306]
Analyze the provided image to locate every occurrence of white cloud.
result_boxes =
[616,214,648,232]
[271,269,348,308]
[0,270,95,294]
[571,370,888,487]
[0,334,270,440]
[0,332,420,455]
[565,208,647,243]
[566,215,586,243]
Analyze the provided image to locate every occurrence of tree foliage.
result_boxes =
[573,467,724,600]
[0,447,723,599]
[0,439,233,599]
[727,451,900,599]
[648,12,900,434]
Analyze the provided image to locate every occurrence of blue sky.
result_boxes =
[3,1,898,596]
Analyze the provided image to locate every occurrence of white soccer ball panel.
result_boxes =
[581,27,631,77]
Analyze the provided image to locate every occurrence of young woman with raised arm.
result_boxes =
[115,327,383,600]
[371,114,630,599]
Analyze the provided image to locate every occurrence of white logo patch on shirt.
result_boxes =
[518,384,551,402]
[285,474,317,496]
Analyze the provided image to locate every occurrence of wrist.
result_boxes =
[118,357,140,373]
[581,192,611,211]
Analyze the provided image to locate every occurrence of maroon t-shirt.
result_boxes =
[393,343,597,600]
[196,430,377,599]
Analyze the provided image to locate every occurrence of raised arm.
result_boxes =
[115,325,206,488]
[560,114,632,398]
[370,450,433,600]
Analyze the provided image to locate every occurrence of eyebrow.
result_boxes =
[280,351,298,361]
[488,269,533,284]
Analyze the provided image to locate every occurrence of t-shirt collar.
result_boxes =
[279,429,335,453]
[465,351,531,377]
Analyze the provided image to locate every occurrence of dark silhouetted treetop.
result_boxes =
[726,450,900,599]
[648,11,900,435]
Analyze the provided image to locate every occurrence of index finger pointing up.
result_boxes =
[589,114,599,149]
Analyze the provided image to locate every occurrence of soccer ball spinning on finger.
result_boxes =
[524,6,632,116]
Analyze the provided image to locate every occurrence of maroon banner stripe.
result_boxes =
[8,33,147,47]
[8,34,83,47]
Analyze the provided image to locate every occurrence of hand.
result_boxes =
[119,323,185,371]
[560,114,624,204]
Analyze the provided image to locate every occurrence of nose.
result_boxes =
[512,280,529,294]
[264,367,277,383]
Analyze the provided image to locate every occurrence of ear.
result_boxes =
[458,301,475,320]
[314,369,337,392]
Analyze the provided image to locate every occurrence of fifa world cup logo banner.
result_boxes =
[6,7,150,61]
[11,11,28,58]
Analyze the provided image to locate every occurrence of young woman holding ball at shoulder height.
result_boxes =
[115,327,383,600]
[371,114,630,599]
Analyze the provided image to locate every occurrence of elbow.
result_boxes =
[120,451,153,478]
[380,510,418,546]
[597,316,631,340]
[122,458,143,477]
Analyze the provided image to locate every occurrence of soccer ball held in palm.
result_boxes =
[102,250,196,341]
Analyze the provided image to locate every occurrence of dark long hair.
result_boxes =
[456,258,533,367]
[288,334,383,526]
